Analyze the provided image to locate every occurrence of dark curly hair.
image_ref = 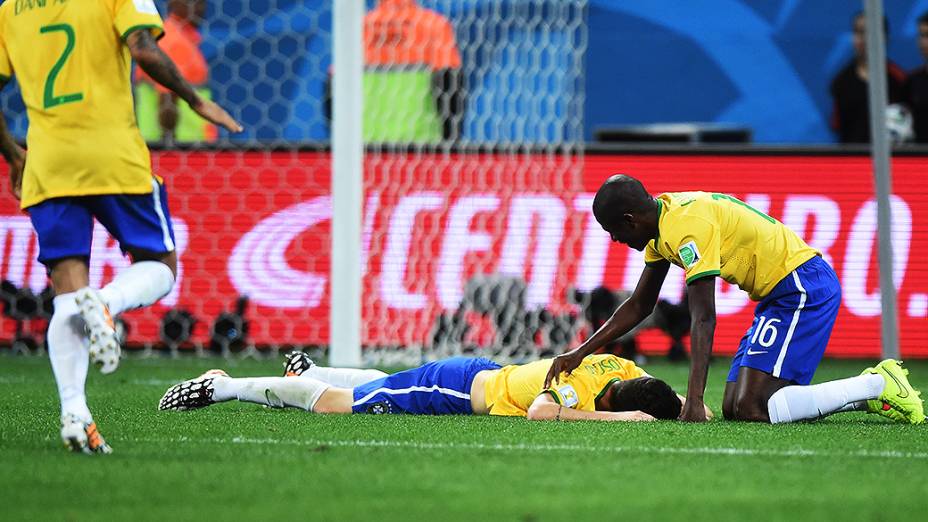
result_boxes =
[607,377,682,420]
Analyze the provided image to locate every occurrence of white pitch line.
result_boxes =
[142,435,928,460]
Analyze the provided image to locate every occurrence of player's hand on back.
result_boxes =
[190,98,244,134]
[543,349,585,389]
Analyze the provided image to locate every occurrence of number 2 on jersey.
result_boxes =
[39,24,83,109]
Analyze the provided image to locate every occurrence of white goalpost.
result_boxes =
[330,0,365,367]
[862,0,900,360]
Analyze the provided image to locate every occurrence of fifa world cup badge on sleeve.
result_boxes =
[679,241,701,268]
[557,385,579,408]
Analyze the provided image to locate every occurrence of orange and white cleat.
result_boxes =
[283,351,315,377]
[159,369,229,411]
[75,287,120,374]
[60,414,112,455]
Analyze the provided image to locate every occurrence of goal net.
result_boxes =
[0,0,589,365]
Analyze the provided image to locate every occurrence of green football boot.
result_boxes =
[861,359,925,424]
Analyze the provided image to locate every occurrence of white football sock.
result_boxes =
[48,293,92,422]
[767,374,885,423]
[300,366,387,388]
[212,376,330,412]
[99,261,174,315]
[835,400,869,413]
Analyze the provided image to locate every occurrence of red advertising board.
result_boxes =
[1,151,925,357]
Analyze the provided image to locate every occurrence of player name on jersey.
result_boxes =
[14,0,67,17]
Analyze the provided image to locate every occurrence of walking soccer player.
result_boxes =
[159,351,711,422]
[0,0,242,454]
[545,174,924,425]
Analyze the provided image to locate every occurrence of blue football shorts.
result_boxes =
[352,357,502,415]
[727,255,841,385]
[27,177,176,266]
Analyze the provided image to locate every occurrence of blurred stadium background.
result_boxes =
[1,0,927,364]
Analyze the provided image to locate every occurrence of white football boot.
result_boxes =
[159,370,229,411]
[75,288,120,374]
[283,351,315,377]
[60,413,112,455]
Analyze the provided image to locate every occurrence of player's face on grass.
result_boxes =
[602,377,683,419]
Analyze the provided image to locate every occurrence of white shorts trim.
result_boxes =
[150,178,175,251]
[772,270,807,378]
[352,385,470,406]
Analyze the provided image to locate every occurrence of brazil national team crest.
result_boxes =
[557,385,579,408]
[678,241,701,268]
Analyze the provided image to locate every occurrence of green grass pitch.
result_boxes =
[1,355,927,521]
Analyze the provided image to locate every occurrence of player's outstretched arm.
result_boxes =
[526,393,656,422]
[0,80,25,200]
[125,29,243,134]
[679,277,716,422]
[544,261,670,388]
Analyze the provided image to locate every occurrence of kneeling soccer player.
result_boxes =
[546,175,925,425]
[160,352,704,422]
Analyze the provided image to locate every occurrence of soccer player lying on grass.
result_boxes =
[545,175,925,425]
[160,352,711,422]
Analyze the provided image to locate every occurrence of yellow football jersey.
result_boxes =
[0,0,164,209]
[484,354,648,416]
[644,192,819,301]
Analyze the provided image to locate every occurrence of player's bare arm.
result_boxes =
[525,393,656,422]
[126,29,243,133]
[679,276,716,422]
[543,260,669,388]
[158,92,179,141]
[0,80,25,200]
